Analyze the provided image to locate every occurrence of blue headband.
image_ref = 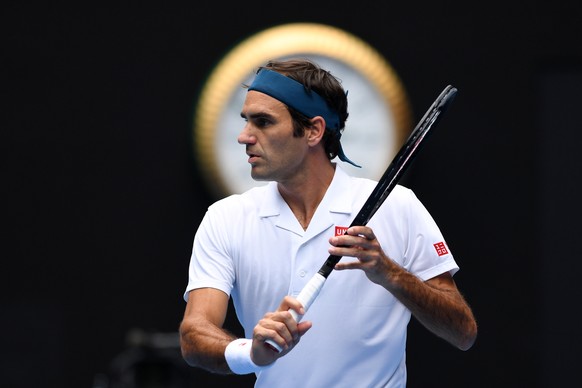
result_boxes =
[248,68,361,168]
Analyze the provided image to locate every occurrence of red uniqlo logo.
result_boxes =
[433,242,449,256]
[335,226,348,236]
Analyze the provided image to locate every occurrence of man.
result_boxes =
[180,58,477,387]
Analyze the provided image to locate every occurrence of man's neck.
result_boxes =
[277,162,336,230]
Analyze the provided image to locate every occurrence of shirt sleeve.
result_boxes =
[183,205,236,301]
[403,188,459,280]
[373,186,459,282]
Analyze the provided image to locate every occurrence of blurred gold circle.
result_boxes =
[194,23,411,198]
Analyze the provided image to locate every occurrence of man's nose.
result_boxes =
[237,125,256,145]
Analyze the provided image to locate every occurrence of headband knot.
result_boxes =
[248,68,360,168]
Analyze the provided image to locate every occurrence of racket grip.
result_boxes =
[265,273,326,353]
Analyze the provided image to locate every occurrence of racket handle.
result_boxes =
[291,272,326,321]
[265,273,326,353]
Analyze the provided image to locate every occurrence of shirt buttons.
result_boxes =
[299,270,306,277]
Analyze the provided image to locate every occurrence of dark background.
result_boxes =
[3,1,581,387]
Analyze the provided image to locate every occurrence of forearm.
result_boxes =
[179,316,237,374]
[384,267,477,350]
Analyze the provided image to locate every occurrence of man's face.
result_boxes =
[238,91,310,183]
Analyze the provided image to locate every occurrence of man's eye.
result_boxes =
[255,118,271,127]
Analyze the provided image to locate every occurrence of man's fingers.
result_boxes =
[278,295,305,316]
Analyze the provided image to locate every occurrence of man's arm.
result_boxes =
[179,287,235,373]
[180,287,314,376]
[331,226,478,351]
[384,270,477,350]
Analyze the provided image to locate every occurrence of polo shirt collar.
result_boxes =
[258,165,354,234]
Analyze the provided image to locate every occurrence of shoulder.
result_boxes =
[381,184,426,217]
[347,174,378,191]
[344,172,414,205]
[207,184,272,215]
[388,184,417,203]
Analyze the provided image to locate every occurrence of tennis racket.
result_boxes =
[266,85,458,352]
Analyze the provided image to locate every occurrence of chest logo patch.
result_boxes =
[335,226,349,236]
[433,242,449,256]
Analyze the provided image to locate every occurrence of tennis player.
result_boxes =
[179,58,477,387]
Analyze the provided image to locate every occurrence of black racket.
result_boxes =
[266,85,458,352]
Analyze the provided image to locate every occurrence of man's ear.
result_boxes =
[307,116,326,146]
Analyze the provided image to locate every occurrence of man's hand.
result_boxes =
[330,226,394,285]
[250,296,313,365]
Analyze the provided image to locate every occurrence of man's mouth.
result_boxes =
[247,153,259,164]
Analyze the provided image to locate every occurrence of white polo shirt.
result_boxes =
[184,165,459,388]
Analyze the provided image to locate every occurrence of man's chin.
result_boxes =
[250,172,268,182]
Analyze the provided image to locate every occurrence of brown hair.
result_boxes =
[259,58,349,161]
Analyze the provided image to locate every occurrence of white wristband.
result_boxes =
[224,338,262,375]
